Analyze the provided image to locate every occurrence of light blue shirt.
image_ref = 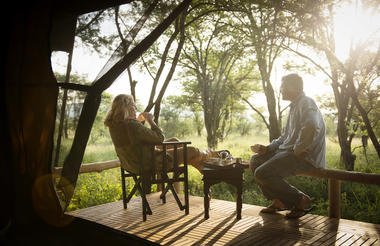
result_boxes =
[268,92,326,168]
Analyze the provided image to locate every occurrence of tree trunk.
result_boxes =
[333,77,356,170]
[64,116,69,139]
[54,50,73,167]
[347,77,380,158]
[204,102,219,149]
[324,25,356,170]
[262,75,281,141]
[194,111,202,136]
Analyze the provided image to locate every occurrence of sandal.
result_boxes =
[285,206,315,219]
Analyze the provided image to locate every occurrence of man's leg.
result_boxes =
[250,152,288,212]
[253,151,315,210]
[249,151,276,171]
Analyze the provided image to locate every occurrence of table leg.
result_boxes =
[204,182,210,219]
[237,182,242,220]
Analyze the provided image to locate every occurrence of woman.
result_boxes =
[104,94,225,174]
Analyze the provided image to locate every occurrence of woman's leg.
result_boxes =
[166,146,221,173]
[155,137,180,151]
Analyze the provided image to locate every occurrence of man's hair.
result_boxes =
[281,73,303,92]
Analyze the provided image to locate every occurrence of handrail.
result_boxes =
[52,159,380,219]
[52,160,120,175]
[300,168,380,219]
[301,168,380,185]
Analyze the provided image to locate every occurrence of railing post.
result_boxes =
[328,178,340,218]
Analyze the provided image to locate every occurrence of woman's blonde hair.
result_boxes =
[104,94,134,127]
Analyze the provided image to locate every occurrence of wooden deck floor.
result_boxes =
[66,193,380,245]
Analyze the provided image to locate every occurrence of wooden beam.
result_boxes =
[57,82,91,92]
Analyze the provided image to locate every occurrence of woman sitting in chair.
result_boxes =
[104,94,225,174]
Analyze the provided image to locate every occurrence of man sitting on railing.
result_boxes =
[249,73,326,219]
[104,94,227,175]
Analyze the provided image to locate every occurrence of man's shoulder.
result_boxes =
[298,94,318,109]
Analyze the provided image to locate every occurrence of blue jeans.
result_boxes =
[249,150,315,208]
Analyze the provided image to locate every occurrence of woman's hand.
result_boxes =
[142,112,154,121]
[140,112,156,126]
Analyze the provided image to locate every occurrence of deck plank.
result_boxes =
[66,193,380,245]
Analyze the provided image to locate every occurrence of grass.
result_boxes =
[63,133,380,224]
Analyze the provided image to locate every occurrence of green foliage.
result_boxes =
[179,12,259,149]
[88,92,113,144]
[67,168,123,211]
[340,182,380,224]
[233,115,254,136]
[76,9,117,55]
[158,98,195,138]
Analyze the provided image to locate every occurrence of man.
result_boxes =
[250,73,326,219]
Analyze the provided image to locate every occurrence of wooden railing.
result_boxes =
[53,160,120,175]
[52,160,380,219]
[300,168,380,218]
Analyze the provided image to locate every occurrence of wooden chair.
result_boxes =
[120,141,191,221]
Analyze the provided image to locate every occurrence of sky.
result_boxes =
[51,1,380,108]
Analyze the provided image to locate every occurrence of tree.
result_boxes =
[165,94,204,136]
[158,98,194,138]
[180,13,255,149]
[280,1,380,170]
[88,92,113,144]
[221,1,298,141]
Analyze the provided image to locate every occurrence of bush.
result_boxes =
[67,168,123,211]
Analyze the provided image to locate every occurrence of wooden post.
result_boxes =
[328,178,340,218]
[173,144,181,193]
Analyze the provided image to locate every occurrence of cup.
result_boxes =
[137,112,145,122]
[236,158,242,164]
[220,151,229,159]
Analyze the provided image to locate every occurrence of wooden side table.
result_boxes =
[202,162,248,220]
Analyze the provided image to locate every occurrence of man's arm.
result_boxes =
[293,107,321,157]
[267,119,289,152]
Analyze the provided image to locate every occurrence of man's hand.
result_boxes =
[251,144,268,155]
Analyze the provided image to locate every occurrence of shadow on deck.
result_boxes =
[67,193,380,245]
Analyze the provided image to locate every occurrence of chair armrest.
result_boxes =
[160,141,192,145]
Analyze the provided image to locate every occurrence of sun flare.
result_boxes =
[334,0,380,61]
